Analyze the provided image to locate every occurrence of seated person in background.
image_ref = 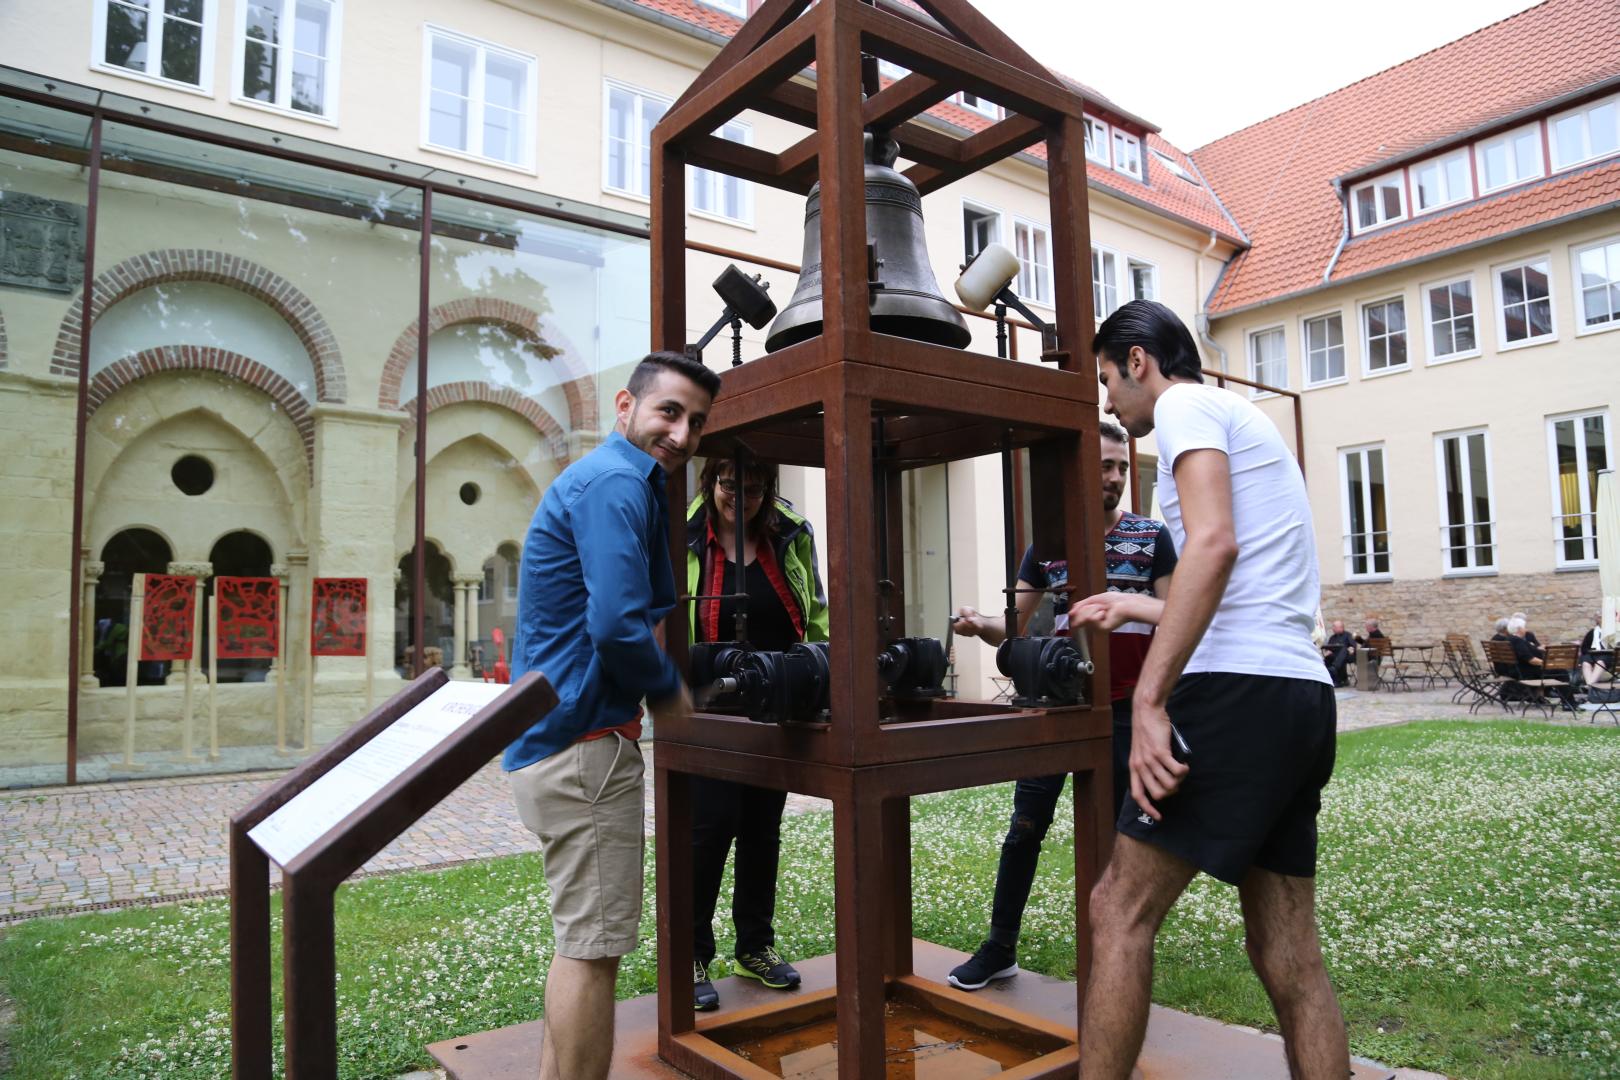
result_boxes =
[1354,618,1386,646]
[1320,619,1355,686]
[1490,617,1510,643]
[1579,615,1614,687]
[1501,616,1545,676]
[1511,611,1541,650]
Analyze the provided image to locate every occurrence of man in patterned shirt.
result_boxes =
[946,420,1177,990]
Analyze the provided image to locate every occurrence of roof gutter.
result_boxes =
[588,0,731,47]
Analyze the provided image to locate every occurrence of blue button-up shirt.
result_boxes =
[503,432,684,770]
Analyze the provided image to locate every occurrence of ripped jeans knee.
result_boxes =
[1001,811,1052,853]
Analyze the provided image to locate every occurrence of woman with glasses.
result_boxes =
[684,453,828,1011]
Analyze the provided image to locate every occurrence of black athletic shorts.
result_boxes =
[1115,672,1336,885]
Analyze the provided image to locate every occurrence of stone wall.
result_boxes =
[1320,569,1601,646]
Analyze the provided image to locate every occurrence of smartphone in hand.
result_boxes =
[1169,722,1191,765]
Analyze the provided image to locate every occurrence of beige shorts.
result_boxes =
[509,732,646,960]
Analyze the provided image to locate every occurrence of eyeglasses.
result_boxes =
[716,478,766,498]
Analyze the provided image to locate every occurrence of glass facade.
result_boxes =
[0,84,647,786]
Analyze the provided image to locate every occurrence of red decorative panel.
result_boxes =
[140,574,196,661]
[310,577,367,657]
[216,576,280,659]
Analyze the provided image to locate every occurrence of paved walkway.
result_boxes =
[0,685,1547,923]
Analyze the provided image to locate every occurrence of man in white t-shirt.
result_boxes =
[1067,300,1347,1079]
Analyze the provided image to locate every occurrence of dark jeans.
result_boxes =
[692,775,789,965]
[987,699,1132,947]
[1323,646,1351,686]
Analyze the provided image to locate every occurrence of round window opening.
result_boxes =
[172,455,215,496]
[459,482,481,506]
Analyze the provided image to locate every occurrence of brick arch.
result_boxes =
[379,298,596,431]
[51,249,346,402]
[402,381,570,470]
[87,345,314,476]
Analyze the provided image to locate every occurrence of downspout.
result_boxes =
[1323,179,1350,283]
[1194,230,1228,374]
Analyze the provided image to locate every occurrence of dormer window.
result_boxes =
[697,0,746,15]
[1083,115,1109,165]
[1351,172,1405,232]
[955,91,1002,120]
[1550,93,1620,172]
[1475,123,1543,193]
[1112,130,1142,180]
[1411,149,1471,213]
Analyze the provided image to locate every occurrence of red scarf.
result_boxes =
[700,515,803,643]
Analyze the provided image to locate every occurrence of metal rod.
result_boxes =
[412,189,431,677]
[731,447,749,645]
[1000,429,1018,642]
[64,109,102,786]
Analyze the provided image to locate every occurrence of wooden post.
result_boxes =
[303,654,315,753]
[274,567,290,755]
[122,573,145,768]
[208,591,221,761]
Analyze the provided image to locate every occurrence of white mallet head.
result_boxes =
[954,242,1021,311]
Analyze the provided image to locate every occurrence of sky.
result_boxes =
[973,0,1544,150]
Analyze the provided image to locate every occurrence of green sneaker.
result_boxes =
[732,947,801,989]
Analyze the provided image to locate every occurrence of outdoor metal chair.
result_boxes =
[1482,639,1566,718]
[1366,636,1408,691]
[1444,639,1509,713]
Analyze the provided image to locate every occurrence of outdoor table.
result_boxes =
[1391,643,1442,690]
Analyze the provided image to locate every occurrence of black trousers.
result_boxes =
[987,699,1132,947]
[691,775,789,965]
[1323,646,1351,685]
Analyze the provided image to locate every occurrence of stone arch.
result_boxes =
[51,249,346,402]
[87,346,314,476]
[401,381,570,470]
[379,297,596,430]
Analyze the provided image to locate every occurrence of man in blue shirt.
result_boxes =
[505,350,720,1080]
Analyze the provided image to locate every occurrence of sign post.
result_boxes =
[229,669,556,1079]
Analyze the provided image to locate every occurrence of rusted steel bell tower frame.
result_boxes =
[650,0,1108,1074]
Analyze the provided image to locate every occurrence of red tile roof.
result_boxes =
[610,0,1247,244]
[1193,0,1620,316]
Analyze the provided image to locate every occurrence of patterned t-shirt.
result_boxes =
[1017,512,1177,702]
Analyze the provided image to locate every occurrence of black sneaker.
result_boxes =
[694,959,719,1011]
[733,947,801,989]
[947,941,1018,990]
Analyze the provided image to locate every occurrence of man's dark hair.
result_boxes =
[1092,300,1205,383]
[626,350,722,399]
[1099,420,1129,444]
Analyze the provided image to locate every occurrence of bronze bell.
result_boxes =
[765,133,971,353]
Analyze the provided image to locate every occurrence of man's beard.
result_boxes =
[1103,491,1120,511]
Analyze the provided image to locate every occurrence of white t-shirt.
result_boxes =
[1153,382,1330,685]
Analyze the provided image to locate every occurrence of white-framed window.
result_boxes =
[1150,148,1200,185]
[1112,130,1142,179]
[1091,245,1121,320]
[697,0,746,14]
[1548,410,1611,567]
[1573,234,1620,332]
[235,0,340,119]
[1083,115,1110,165]
[1475,122,1543,193]
[1494,257,1555,348]
[1302,312,1345,386]
[1411,148,1471,213]
[1549,93,1620,171]
[1013,219,1052,306]
[1248,326,1287,394]
[603,82,669,200]
[1128,258,1157,302]
[963,201,1000,263]
[422,26,536,170]
[93,0,217,91]
[1350,172,1405,233]
[691,119,753,224]
[955,91,1001,120]
[1423,276,1478,362]
[1361,297,1408,373]
[1339,444,1391,579]
[1435,428,1495,574]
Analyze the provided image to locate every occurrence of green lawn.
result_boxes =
[1,720,1616,1079]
